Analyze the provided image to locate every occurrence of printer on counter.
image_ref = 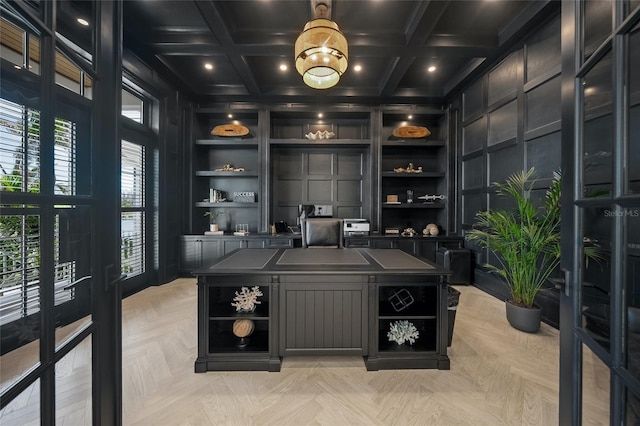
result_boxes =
[343,218,370,236]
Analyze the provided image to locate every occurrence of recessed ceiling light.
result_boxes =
[228,114,233,119]
[427,66,436,73]
[204,63,213,70]
[354,64,362,72]
[408,115,413,120]
[279,64,288,71]
[77,18,90,26]
[318,113,323,118]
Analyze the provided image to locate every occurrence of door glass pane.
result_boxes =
[55,336,91,423]
[121,140,146,277]
[629,25,640,195]
[83,75,93,100]
[28,34,40,76]
[626,215,640,382]
[0,213,41,393]
[54,206,93,347]
[0,378,40,424]
[56,0,94,58]
[584,0,612,61]
[582,50,613,199]
[583,344,610,423]
[583,207,612,351]
[0,18,26,70]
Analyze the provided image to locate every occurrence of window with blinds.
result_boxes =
[0,97,76,326]
[0,98,40,193]
[121,140,145,276]
[54,117,76,195]
[0,215,40,325]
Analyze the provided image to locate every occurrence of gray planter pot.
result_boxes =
[505,300,541,333]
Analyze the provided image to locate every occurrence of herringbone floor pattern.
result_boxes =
[1,279,609,425]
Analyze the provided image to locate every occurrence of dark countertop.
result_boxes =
[193,248,452,277]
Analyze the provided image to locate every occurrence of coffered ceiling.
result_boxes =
[120,0,558,105]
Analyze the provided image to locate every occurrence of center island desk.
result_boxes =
[193,248,452,372]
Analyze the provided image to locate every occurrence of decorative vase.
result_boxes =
[505,300,541,333]
[210,223,219,232]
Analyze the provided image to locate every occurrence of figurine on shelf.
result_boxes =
[418,194,445,203]
[304,130,335,140]
[423,223,439,236]
[393,163,423,173]
[401,227,417,237]
[387,320,420,345]
[215,163,245,172]
[231,286,263,312]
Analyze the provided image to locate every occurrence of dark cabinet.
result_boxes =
[344,236,464,262]
[365,276,448,371]
[180,236,222,272]
[376,284,439,353]
[196,276,277,372]
[180,235,296,274]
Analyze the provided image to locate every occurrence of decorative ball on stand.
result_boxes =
[233,319,255,338]
[233,319,255,349]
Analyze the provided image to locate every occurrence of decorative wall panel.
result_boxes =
[463,79,484,120]
[526,132,561,178]
[525,76,561,133]
[271,148,368,225]
[462,156,483,190]
[308,153,333,175]
[462,193,484,226]
[488,144,522,185]
[488,53,519,106]
[462,117,485,155]
[525,15,561,82]
[488,100,517,146]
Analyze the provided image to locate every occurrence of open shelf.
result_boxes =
[208,328,269,353]
[377,320,437,352]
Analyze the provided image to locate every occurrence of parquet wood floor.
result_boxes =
[1,278,609,425]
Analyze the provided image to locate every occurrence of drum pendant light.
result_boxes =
[294,2,348,89]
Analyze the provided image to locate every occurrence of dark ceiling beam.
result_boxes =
[498,0,557,46]
[150,43,496,60]
[426,34,498,49]
[379,0,450,97]
[195,93,446,107]
[194,0,261,95]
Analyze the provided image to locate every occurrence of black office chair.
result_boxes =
[301,218,344,248]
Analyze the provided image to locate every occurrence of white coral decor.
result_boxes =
[387,320,420,345]
[231,286,263,312]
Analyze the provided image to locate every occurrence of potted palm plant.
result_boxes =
[204,209,225,232]
[465,168,599,332]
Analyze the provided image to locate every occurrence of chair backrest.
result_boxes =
[301,218,344,248]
